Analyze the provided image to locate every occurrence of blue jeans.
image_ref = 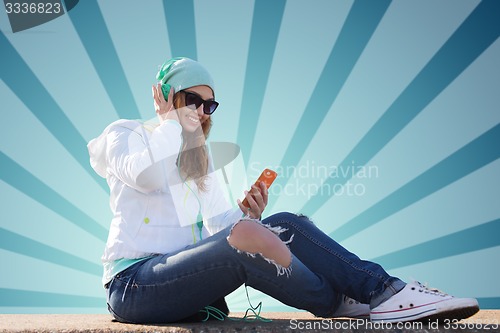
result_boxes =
[106,212,405,323]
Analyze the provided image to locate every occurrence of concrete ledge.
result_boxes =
[1,311,499,333]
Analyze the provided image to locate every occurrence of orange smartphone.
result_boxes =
[242,168,278,208]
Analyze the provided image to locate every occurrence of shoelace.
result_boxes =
[415,281,449,297]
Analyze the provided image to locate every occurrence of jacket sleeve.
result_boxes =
[105,120,183,193]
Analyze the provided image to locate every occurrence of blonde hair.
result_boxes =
[173,91,212,192]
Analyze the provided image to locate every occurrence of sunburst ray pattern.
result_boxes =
[0,0,498,313]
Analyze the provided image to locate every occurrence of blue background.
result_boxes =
[1,0,499,313]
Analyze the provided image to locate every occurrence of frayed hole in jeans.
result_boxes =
[227,219,293,277]
[296,213,315,224]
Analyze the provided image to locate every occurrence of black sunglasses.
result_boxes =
[182,90,219,115]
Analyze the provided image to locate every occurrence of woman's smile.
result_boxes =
[187,115,199,123]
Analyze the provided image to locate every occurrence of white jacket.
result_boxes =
[88,119,242,264]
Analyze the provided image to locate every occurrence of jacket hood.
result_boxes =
[88,119,141,178]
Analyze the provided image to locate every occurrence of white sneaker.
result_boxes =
[370,281,479,322]
[332,295,370,319]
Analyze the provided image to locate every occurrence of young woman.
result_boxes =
[88,57,479,324]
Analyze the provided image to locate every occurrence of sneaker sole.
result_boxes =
[370,298,479,323]
[419,304,479,323]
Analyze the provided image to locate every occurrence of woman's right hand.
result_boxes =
[153,83,178,123]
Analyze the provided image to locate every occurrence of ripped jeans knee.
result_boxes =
[227,218,294,277]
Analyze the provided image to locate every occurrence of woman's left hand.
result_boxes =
[152,83,177,123]
[237,181,268,219]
